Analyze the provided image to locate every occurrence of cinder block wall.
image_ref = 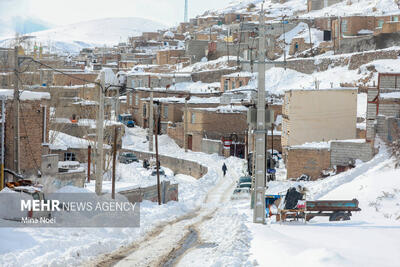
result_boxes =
[330,141,374,166]
[126,149,208,179]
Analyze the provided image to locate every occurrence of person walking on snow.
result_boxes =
[222,163,227,176]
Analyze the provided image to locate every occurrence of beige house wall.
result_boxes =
[282,89,357,147]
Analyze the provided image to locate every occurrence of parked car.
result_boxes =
[233,182,252,194]
[119,152,138,164]
[238,176,252,185]
[151,167,165,176]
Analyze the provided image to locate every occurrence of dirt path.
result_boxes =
[85,170,236,267]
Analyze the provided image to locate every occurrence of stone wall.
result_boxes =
[126,149,208,179]
[282,49,399,74]
[286,148,331,180]
[119,181,178,204]
[191,68,238,83]
[338,32,400,54]
[330,141,375,166]
[185,40,209,63]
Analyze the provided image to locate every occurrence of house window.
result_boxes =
[341,19,348,33]
[143,105,147,117]
[138,80,142,87]
[224,79,229,91]
[131,80,135,88]
[135,95,139,106]
[394,16,399,22]
[191,113,196,123]
[378,20,384,28]
[64,152,76,161]
[163,106,168,118]
[239,81,243,87]
[232,81,236,89]
[130,94,133,105]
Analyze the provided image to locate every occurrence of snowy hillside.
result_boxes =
[214,0,400,18]
[0,17,166,54]
[0,17,52,37]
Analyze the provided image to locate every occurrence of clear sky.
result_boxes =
[0,0,234,27]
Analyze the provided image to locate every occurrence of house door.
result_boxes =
[230,142,245,158]
[188,135,193,150]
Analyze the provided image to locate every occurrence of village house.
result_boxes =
[185,105,248,157]
[156,49,189,65]
[368,73,400,143]
[141,32,162,41]
[127,72,192,90]
[282,88,376,180]
[1,90,50,178]
[139,96,221,134]
[282,88,357,148]
[307,0,343,12]
[220,72,253,92]
[128,89,221,128]
[40,69,98,86]
[49,130,111,165]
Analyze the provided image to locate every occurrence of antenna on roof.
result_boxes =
[184,0,189,22]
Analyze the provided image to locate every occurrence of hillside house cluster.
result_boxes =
[1,0,400,188]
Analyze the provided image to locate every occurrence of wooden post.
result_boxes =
[13,46,20,174]
[112,126,118,200]
[271,126,274,155]
[155,105,161,205]
[87,145,91,183]
[245,129,248,160]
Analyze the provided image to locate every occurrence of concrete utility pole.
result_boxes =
[112,126,118,200]
[154,103,161,205]
[254,4,267,224]
[0,97,5,190]
[149,91,154,152]
[13,46,20,174]
[95,71,105,195]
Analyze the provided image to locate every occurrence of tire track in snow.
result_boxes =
[86,160,239,267]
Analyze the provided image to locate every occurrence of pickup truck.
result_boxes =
[118,114,135,128]
[119,152,139,164]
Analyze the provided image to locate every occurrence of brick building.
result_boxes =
[125,89,221,129]
[1,90,50,177]
[186,105,248,152]
[156,49,187,65]
[142,32,162,41]
[127,72,192,90]
[220,72,253,92]
[285,142,331,180]
[138,96,220,132]
[40,69,98,86]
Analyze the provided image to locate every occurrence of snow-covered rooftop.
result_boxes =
[49,131,111,151]
[0,89,50,101]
